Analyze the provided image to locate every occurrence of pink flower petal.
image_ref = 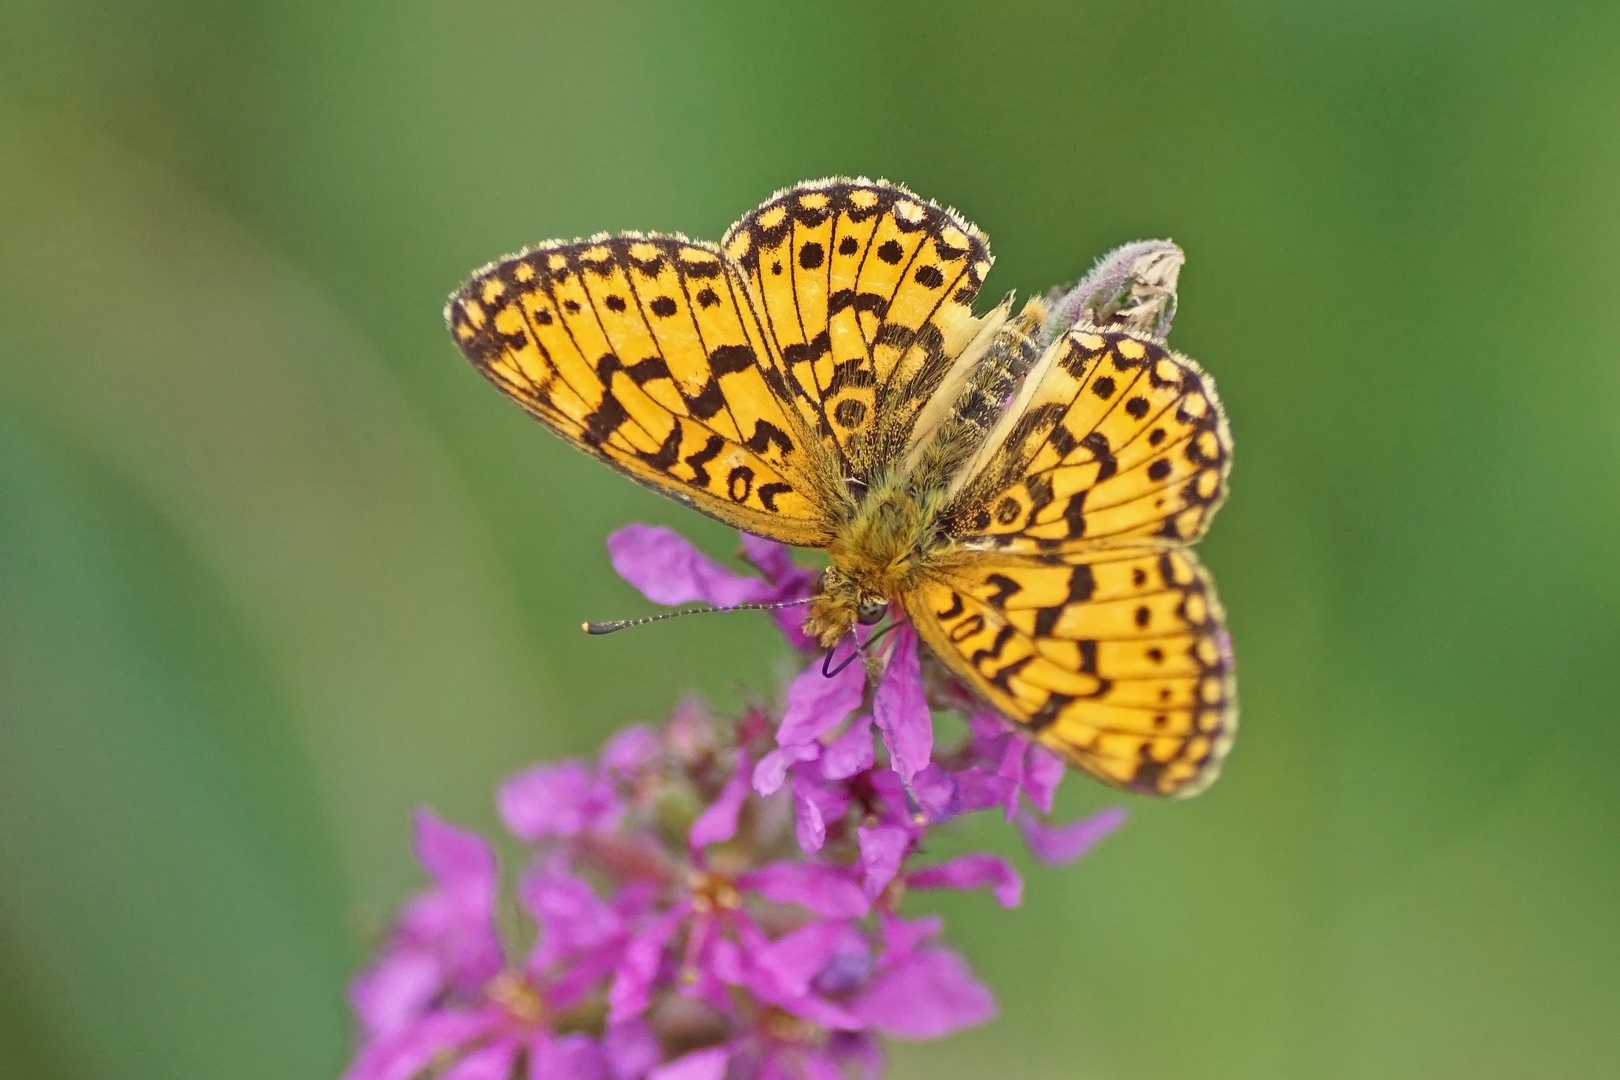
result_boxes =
[796,1050,849,1080]
[498,761,611,841]
[753,920,850,998]
[519,870,623,970]
[827,1033,884,1080]
[820,717,874,780]
[909,763,958,823]
[531,1033,607,1080]
[776,658,866,747]
[1018,806,1127,865]
[601,725,660,778]
[776,990,864,1032]
[793,775,828,853]
[604,1019,661,1080]
[951,765,1013,816]
[608,524,772,607]
[402,811,503,992]
[853,946,996,1039]
[349,946,442,1038]
[906,853,1023,908]
[966,709,1009,743]
[740,862,868,918]
[876,911,943,965]
[442,1039,519,1080]
[739,532,796,581]
[342,1007,498,1080]
[752,742,819,796]
[607,906,686,1023]
[689,749,750,848]
[1022,743,1066,814]
[996,735,1026,820]
[709,935,746,986]
[810,928,874,995]
[650,1046,731,1080]
[856,825,909,900]
[413,810,498,894]
[872,625,932,782]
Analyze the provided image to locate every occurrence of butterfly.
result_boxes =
[446,177,1235,797]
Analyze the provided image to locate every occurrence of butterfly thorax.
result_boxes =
[806,471,942,647]
[803,300,1050,648]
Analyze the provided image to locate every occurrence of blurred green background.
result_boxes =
[2,1,1618,1078]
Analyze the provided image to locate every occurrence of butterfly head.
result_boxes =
[804,566,881,649]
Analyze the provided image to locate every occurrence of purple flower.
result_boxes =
[753,623,940,851]
[848,912,996,1039]
[499,759,620,842]
[856,824,1022,909]
[606,769,867,1026]
[347,524,1140,1080]
[344,812,645,1080]
[871,624,932,785]
[609,524,818,649]
[652,914,991,1080]
[965,710,1067,820]
[350,811,503,1039]
[1018,806,1128,866]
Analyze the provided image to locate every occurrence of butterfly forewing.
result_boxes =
[447,235,836,546]
[722,178,993,479]
[943,328,1231,552]
[907,545,1236,796]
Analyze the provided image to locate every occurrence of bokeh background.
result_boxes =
[3,2,1618,1078]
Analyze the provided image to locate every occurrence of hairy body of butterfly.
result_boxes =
[447,177,1235,797]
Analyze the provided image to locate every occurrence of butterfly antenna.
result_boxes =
[583,596,812,636]
[821,620,902,677]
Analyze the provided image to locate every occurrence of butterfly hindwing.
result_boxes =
[943,327,1232,552]
[447,235,836,546]
[722,178,994,478]
[907,545,1235,797]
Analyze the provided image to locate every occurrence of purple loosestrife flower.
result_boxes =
[609,524,820,650]
[344,524,1130,1079]
[345,812,651,1080]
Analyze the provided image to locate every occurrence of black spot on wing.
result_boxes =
[684,377,726,420]
[683,435,724,487]
[1029,694,1073,730]
[982,574,1022,608]
[626,357,670,384]
[744,419,794,458]
[709,343,757,376]
[782,330,831,368]
[757,482,791,511]
[1081,432,1117,481]
[581,391,629,448]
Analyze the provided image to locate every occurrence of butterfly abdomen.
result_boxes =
[906,298,1047,496]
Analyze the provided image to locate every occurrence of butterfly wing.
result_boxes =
[941,327,1231,551]
[907,545,1235,797]
[447,235,837,546]
[721,177,994,479]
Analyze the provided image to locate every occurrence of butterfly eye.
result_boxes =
[856,595,889,625]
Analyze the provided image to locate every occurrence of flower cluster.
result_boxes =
[344,526,1125,1080]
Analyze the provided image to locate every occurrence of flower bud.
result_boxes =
[1042,238,1185,342]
